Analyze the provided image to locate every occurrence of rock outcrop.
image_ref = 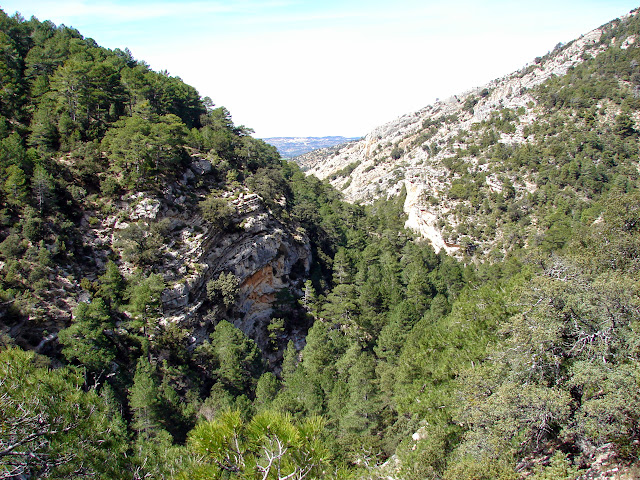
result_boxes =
[157,184,310,354]
[19,156,312,357]
[162,190,311,352]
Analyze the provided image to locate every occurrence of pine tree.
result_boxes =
[31,164,54,212]
[96,260,126,307]
[206,320,263,396]
[129,356,165,442]
[254,372,280,412]
[0,347,129,478]
[281,340,298,382]
[58,297,117,376]
[3,164,27,206]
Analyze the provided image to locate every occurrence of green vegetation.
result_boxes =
[328,160,360,180]
[0,347,130,478]
[179,409,329,479]
[2,7,640,480]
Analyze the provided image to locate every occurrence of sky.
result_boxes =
[3,1,640,138]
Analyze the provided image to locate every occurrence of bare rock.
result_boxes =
[159,191,312,354]
[191,158,213,175]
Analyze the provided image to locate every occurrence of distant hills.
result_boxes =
[262,136,360,158]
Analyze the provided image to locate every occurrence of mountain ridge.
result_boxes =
[296,10,637,256]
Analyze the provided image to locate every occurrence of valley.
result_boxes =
[1,6,640,480]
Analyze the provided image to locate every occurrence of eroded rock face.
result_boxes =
[22,156,313,357]
[159,190,311,354]
[200,202,310,350]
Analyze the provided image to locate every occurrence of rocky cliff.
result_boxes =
[8,155,311,359]
[159,186,311,356]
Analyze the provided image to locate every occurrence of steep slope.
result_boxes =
[4,150,312,362]
[84,165,311,356]
[0,13,318,362]
[297,8,640,256]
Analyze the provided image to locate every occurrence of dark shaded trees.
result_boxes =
[0,348,129,479]
[58,298,117,376]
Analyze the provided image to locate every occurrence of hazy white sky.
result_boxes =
[4,1,640,137]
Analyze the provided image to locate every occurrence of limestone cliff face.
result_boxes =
[296,17,628,254]
[161,189,311,352]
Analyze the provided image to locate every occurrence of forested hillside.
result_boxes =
[1,7,640,480]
